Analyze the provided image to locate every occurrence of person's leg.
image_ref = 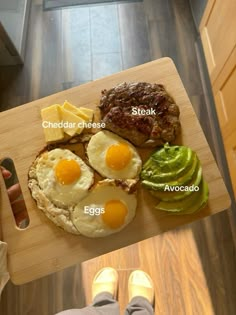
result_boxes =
[56,267,119,315]
[56,292,119,315]
[124,296,153,315]
[124,270,154,315]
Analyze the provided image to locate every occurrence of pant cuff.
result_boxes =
[125,296,154,315]
[92,292,115,306]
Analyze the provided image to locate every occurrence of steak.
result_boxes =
[99,82,181,146]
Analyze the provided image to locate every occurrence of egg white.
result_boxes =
[87,130,142,179]
[36,148,94,208]
[71,183,137,237]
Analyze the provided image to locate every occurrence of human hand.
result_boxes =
[1,167,28,225]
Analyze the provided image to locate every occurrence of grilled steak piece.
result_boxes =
[99,82,181,147]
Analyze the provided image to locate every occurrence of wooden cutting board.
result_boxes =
[0,58,231,285]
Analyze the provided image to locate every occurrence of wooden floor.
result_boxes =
[0,0,236,314]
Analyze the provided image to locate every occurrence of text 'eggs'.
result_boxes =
[71,181,137,237]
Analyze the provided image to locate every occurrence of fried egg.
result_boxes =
[87,131,142,179]
[71,180,137,237]
[36,148,94,208]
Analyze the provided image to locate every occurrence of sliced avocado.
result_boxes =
[155,179,209,214]
[150,165,203,201]
[150,145,192,173]
[177,180,209,215]
[150,153,198,184]
[141,144,195,183]
[145,151,195,183]
[142,157,200,191]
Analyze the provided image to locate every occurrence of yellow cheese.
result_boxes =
[60,107,84,136]
[79,107,94,122]
[62,100,90,122]
[62,101,80,115]
[41,104,64,142]
[76,109,90,122]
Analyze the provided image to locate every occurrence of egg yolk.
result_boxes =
[106,143,132,170]
[55,159,81,185]
[102,200,128,229]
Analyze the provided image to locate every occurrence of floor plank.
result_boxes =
[82,228,216,315]
[118,1,151,69]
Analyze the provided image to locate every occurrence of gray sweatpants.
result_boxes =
[56,292,154,315]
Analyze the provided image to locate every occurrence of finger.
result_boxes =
[0,166,12,179]
[7,183,22,202]
[11,200,28,226]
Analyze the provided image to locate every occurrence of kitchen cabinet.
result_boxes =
[0,22,22,65]
[200,0,236,198]
[189,0,207,28]
[0,0,31,65]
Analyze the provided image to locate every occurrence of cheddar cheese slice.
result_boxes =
[41,104,64,142]
[79,107,94,122]
[63,101,90,122]
[60,107,84,136]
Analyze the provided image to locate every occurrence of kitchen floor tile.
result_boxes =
[118,1,150,54]
[92,52,122,80]
[90,4,121,54]
[68,6,91,55]
[121,49,151,70]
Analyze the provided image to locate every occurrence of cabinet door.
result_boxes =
[0,22,22,65]
[213,48,236,196]
[200,0,236,84]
